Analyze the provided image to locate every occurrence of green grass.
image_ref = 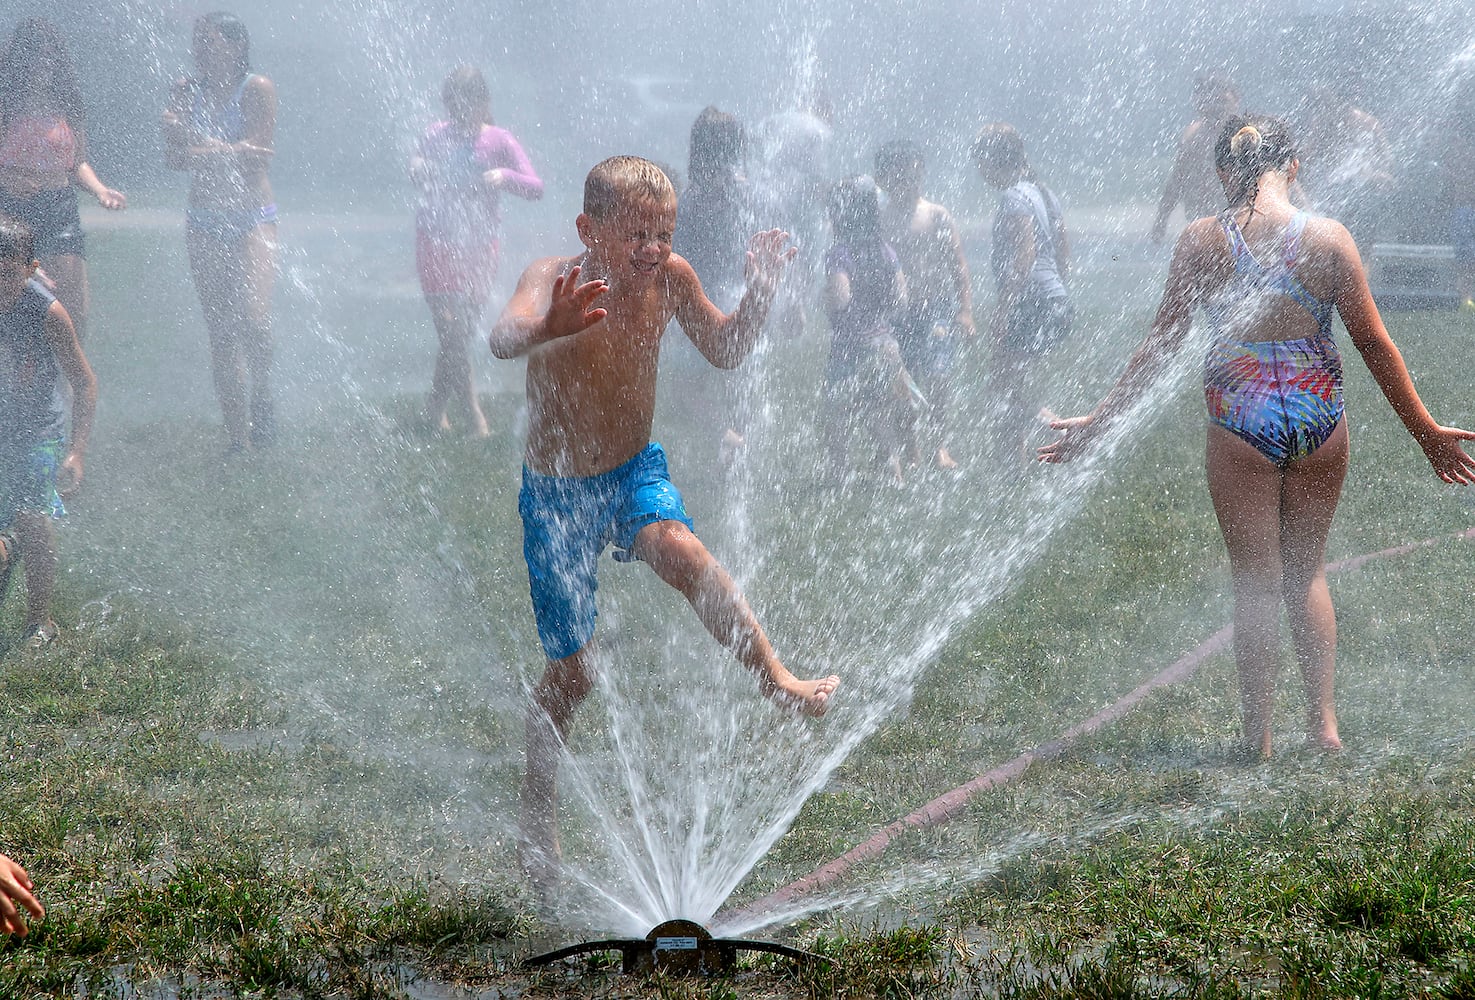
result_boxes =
[2,219,1474,995]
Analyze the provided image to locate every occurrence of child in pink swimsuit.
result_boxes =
[411,66,542,436]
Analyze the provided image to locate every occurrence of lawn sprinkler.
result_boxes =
[523,917,830,976]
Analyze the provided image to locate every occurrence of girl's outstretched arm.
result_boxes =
[1331,222,1475,483]
[1039,218,1217,463]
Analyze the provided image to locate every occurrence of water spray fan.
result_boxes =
[523,917,830,975]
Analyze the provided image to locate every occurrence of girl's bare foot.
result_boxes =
[1309,729,1343,753]
[936,447,958,470]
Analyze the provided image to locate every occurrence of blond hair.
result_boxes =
[583,155,675,219]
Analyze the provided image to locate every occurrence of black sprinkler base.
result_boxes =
[523,917,829,976]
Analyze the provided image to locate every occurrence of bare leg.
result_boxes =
[12,512,56,636]
[633,520,840,714]
[42,254,89,343]
[242,225,278,446]
[1279,422,1348,751]
[425,296,489,437]
[1206,426,1288,759]
[520,644,596,893]
[188,228,250,451]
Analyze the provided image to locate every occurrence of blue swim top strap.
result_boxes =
[1219,210,1334,332]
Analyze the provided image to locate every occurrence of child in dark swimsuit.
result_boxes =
[0,18,127,345]
[820,175,916,484]
[160,11,278,454]
[1040,114,1475,759]
[0,218,97,649]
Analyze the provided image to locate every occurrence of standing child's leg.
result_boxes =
[12,511,57,646]
[426,298,489,437]
[1278,424,1348,751]
[1206,427,1287,759]
[633,520,839,715]
[189,230,250,452]
[520,645,595,891]
[242,224,278,447]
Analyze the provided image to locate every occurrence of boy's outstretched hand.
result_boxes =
[744,229,798,300]
[545,264,609,340]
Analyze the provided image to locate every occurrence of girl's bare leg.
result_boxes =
[1278,421,1348,750]
[188,229,250,451]
[242,224,278,446]
[425,297,488,436]
[42,254,89,342]
[1207,426,1288,759]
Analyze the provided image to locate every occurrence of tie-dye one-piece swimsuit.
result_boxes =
[1202,211,1343,467]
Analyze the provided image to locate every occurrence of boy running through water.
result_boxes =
[0,217,96,647]
[489,156,840,889]
[875,140,975,469]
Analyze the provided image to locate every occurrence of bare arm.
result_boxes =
[485,131,544,200]
[676,229,796,369]
[232,75,277,179]
[160,79,194,171]
[1332,224,1475,483]
[44,301,96,496]
[66,127,126,209]
[1151,125,1198,243]
[1039,220,1215,463]
[1054,213,1073,283]
[938,206,976,336]
[990,210,1034,342]
[488,259,608,359]
[161,76,276,174]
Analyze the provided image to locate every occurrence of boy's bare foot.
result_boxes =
[935,447,959,471]
[519,786,562,899]
[761,671,840,717]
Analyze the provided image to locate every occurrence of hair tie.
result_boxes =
[1230,125,1262,157]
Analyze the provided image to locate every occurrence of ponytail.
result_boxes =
[1214,114,1296,227]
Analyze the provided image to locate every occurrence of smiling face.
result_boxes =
[577,195,677,287]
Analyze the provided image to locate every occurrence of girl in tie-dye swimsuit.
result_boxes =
[1040,114,1475,760]
[1202,209,1343,466]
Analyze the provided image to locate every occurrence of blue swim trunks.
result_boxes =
[0,437,66,531]
[518,442,695,660]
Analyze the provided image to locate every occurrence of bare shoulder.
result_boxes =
[1174,215,1227,263]
[1302,215,1361,280]
[244,74,277,102]
[921,198,955,230]
[43,298,80,343]
[514,254,576,295]
[664,251,701,288]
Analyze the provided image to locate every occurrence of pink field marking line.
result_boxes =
[723,525,1475,924]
